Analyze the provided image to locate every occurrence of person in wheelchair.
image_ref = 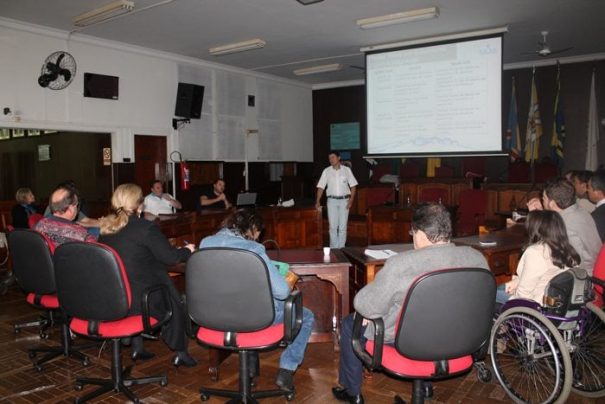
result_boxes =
[496,210,580,306]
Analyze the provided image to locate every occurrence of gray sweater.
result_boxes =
[354,243,489,342]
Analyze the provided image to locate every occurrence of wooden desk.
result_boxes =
[343,244,413,309]
[343,225,527,301]
[453,224,527,279]
[156,206,323,248]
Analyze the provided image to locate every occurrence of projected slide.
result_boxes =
[366,36,502,156]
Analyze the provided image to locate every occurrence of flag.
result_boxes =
[426,157,441,177]
[550,65,565,168]
[524,71,542,163]
[506,77,521,161]
[586,69,600,170]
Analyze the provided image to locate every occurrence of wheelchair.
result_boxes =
[489,267,605,404]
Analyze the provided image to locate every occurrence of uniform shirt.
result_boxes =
[559,203,601,274]
[143,193,175,215]
[316,165,358,197]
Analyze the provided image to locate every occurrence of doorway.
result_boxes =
[134,135,167,193]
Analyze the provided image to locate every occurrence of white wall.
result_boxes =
[0,18,313,163]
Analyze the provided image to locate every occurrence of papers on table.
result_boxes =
[364,249,398,260]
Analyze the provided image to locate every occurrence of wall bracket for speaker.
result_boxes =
[172,118,190,130]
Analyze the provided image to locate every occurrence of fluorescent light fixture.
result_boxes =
[296,0,324,5]
[360,26,508,52]
[356,6,439,29]
[293,63,344,76]
[73,0,135,27]
[209,39,266,56]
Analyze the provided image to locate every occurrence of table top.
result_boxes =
[267,248,349,267]
[453,224,527,253]
[342,244,413,265]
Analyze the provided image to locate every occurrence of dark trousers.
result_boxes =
[338,314,366,395]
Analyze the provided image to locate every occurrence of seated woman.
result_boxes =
[98,183,197,367]
[200,208,314,391]
[11,187,40,228]
[496,210,580,305]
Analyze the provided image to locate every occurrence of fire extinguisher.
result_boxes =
[170,151,190,191]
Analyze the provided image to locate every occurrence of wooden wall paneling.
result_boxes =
[367,206,413,245]
[134,135,167,192]
[497,189,529,212]
[398,183,418,207]
[416,182,451,205]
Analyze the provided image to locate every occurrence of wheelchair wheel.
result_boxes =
[569,302,605,398]
[490,307,572,404]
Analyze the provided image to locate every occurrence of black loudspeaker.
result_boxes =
[175,83,204,119]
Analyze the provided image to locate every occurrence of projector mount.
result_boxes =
[172,118,190,130]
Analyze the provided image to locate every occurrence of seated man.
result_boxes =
[200,209,314,391]
[587,169,605,242]
[332,203,489,404]
[35,186,98,245]
[527,177,601,274]
[43,180,100,228]
[199,178,231,210]
[143,180,182,216]
[566,170,595,213]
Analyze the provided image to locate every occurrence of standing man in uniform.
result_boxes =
[316,151,358,248]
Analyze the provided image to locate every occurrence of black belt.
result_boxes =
[327,195,350,199]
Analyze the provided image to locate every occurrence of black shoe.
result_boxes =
[332,386,364,404]
[131,349,155,361]
[275,368,294,391]
[173,351,197,368]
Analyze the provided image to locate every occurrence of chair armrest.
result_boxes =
[182,294,198,339]
[283,289,303,343]
[141,283,173,334]
[351,312,384,370]
[591,276,605,289]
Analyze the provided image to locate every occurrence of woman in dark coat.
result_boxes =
[11,187,39,228]
[98,183,196,367]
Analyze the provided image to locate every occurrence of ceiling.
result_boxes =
[2,0,605,86]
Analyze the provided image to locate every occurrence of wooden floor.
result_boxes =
[0,280,600,404]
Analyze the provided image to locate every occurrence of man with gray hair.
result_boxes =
[527,177,601,273]
[332,203,489,404]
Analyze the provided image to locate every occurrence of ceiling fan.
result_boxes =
[522,31,573,57]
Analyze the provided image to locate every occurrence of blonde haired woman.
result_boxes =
[99,184,197,367]
[11,187,39,228]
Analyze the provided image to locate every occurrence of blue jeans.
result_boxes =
[327,198,350,248]
[495,284,511,304]
[274,301,314,371]
[338,314,366,395]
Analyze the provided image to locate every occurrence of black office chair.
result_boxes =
[8,228,89,371]
[352,267,496,403]
[186,247,303,402]
[53,241,172,403]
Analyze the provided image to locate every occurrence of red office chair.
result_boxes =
[7,229,90,371]
[352,268,496,403]
[53,242,172,403]
[418,188,449,205]
[592,244,605,308]
[186,247,303,402]
[27,212,44,229]
[456,189,488,236]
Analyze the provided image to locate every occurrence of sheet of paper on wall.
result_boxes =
[364,249,398,260]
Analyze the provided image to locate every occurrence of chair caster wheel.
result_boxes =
[286,392,295,401]
[35,365,43,373]
[160,379,168,387]
[200,393,209,401]
[478,367,492,383]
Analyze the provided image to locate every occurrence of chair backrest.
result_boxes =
[395,268,496,361]
[419,187,449,205]
[7,228,56,295]
[544,268,592,316]
[53,242,131,321]
[186,247,275,332]
[27,213,44,229]
[593,244,605,307]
